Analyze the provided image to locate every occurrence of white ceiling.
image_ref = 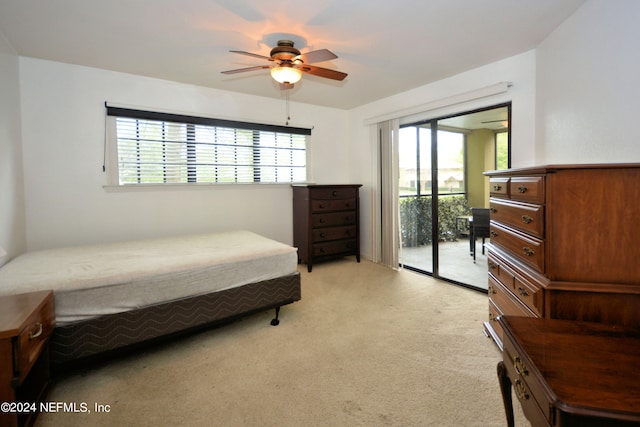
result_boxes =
[0,0,585,110]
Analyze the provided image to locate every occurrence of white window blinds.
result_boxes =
[106,105,310,185]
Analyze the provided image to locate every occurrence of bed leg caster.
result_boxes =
[270,307,281,326]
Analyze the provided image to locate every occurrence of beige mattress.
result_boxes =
[0,230,298,325]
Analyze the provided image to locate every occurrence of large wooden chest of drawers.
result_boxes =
[484,164,640,349]
[292,184,361,272]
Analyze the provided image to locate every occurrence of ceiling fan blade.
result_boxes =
[297,49,337,64]
[229,50,272,61]
[299,64,347,81]
[221,65,271,75]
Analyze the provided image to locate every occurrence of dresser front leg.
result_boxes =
[497,361,515,427]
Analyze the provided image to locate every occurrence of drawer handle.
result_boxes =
[319,218,325,223]
[319,232,326,238]
[514,356,529,376]
[488,261,498,271]
[29,322,43,340]
[517,287,529,298]
[332,191,338,197]
[521,215,533,224]
[318,203,326,209]
[490,231,498,238]
[518,185,528,193]
[515,380,530,400]
[522,247,535,257]
[488,285,497,295]
[492,184,502,191]
[490,207,497,213]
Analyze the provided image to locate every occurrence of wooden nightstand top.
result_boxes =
[0,290,54,339]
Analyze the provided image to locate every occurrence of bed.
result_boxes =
[0,230,301,367]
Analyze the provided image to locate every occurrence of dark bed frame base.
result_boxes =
[50,273,301,369]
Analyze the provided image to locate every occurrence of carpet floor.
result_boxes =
[36,259,528,426]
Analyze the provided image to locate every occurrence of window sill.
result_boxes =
[102,182,308,192]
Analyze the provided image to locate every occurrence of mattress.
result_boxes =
[0,230,298,325]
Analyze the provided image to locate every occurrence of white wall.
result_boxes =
[13,0,640,261]
[348,50,537,261]
[0,31,25,266]
[19,58,350,250]
[537,0,640,163]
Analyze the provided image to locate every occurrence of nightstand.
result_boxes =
[0,290,55,427]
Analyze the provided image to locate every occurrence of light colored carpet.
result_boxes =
[36,259,528,426]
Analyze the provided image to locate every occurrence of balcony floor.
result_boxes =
[400,238,489,290]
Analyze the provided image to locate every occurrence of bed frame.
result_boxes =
[50,272,301,367]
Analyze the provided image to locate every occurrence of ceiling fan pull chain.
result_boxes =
[285,90,291,125]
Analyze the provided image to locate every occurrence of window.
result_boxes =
[398,126,465,196]
[436,130,465,195]
[495,131,509,170]
[105,106,310,185]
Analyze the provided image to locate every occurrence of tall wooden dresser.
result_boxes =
[292,184,361,272]
[483,164,640,349]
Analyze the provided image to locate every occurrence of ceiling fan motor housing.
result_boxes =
[222,39,347,83]
[270,40,301,62]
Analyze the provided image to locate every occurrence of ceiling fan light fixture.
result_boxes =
[270,65,302,84]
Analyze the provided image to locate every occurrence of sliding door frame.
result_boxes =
[399,102,512,291]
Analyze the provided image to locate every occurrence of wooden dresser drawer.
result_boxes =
[15,293,55,383]
[490,222,544,273]
[312,226,357,242]
[489,177,510,198]
[488,253,515,290]
[310,187,357,200]
[513,275,543,318]
[488,250,544,317]
[488,299,504,342]
[489,198,544,238]
[509,176,545,204]
[313,239,357,257]
[487,257,503,285]
[488,275,535,319]
[311,198,356,213]
[502,341,552,426]
[487,277,536,349]
[312,211,357,228]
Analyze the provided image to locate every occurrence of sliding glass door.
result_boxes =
[398,104,510,290]
[398,124,433,274]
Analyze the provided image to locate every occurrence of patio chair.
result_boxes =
[470,207,490,262]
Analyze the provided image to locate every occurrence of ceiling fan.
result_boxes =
[481,119,509,128]
[221,39,348,89]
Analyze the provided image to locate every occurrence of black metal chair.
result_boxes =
[470,208,490,262]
